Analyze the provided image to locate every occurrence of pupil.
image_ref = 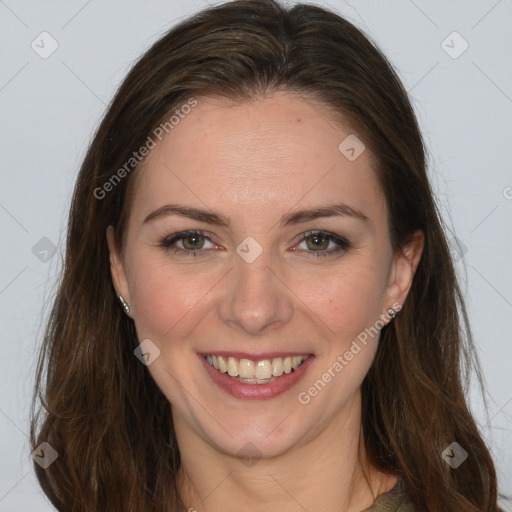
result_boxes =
[185,234,202,249]
[310,235,327,250]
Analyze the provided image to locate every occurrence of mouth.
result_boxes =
[199,352,314,400]
[203,354,310,383]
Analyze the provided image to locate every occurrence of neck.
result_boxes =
[175,390,398,512]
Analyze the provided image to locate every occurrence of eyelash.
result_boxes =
[159,230,350,259]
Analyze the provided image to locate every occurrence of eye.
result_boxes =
[159,229,350,259]
[160,230,217,257]
[294,230,350,258]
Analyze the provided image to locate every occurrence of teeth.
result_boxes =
[204,354,309,380]
[292,356,303,368]
[239,359,255,378]
[218,355,228,373]
[271,358,283,377]
[255,359,272,380]
[227,357,238,377]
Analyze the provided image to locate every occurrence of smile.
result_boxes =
[204,354,310,383]
[199,353,314,399]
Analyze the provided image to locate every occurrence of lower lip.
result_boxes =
[199,354,315,400]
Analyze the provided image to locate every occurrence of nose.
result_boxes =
[217,249,294,336]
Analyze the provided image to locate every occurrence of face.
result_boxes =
[107,91,422,459]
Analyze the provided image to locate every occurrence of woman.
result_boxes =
[30,0,505,510]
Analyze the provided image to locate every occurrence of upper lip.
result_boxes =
[199,351,313,360]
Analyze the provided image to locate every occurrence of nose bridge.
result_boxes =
[218,242,294,335]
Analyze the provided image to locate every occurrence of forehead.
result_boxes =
[129,91,386,226]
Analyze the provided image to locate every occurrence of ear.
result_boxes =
[383,230,424,315]
[106,225,132,312]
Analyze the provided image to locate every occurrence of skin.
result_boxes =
[107,91,424,512]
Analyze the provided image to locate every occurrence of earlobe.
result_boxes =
[106,225,132,315]
[384,230,424,312]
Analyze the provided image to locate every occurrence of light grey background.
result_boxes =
[1,0,511,510]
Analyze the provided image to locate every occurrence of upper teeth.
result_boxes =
[205,354,308,379]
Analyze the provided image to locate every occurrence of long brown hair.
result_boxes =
[30,1,505,510]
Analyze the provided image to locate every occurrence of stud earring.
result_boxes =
[387,307,398,319]
[118,295,131,314]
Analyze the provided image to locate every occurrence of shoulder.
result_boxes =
[396,500,418,512]
[362,479,418,512]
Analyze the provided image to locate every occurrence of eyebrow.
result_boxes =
[142,202,369,227]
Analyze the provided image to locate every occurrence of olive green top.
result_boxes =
[362,479,416,511]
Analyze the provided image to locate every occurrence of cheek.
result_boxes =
[128,256,215,343]
[312,267,387,393]
[298,262,386,341]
